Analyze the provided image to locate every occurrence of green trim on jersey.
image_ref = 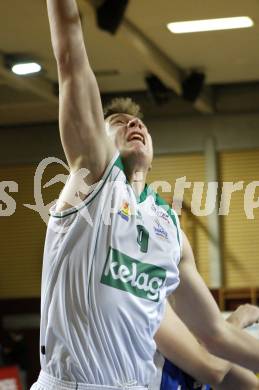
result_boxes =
[114,155,124,171]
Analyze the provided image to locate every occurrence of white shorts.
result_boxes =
[31,371,148,390]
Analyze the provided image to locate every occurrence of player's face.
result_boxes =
[106,113,153,170]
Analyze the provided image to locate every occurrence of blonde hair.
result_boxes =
[104,97,143,119]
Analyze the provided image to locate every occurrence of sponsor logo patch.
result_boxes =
[118,201,131,221]
[151,204,170,224]
[154,218,168,240]
[101,247,166,302]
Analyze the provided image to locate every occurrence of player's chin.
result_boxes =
[128,140,148,153]
[125,147,151,167]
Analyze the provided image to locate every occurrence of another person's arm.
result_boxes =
[156,303,259,389]
[46,0,114,183]
[171,230,259,372]
[226,304,259,329]
[155,303,231,388]
[214,364,259,390]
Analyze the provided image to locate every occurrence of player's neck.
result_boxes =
[121,156,149,196]
[127,170,147,197]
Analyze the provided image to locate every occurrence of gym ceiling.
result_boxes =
[0,0,259,125]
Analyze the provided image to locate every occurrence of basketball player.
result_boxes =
[31,1,259,388]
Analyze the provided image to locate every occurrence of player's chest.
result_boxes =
[111,188,180,262]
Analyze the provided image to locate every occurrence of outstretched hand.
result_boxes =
[226,304,259,329]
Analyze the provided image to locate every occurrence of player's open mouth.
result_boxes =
[127,132,145,145]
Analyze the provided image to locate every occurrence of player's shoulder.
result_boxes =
[156,194,180,231]
[153,192,178,219]
[52,151,123,216]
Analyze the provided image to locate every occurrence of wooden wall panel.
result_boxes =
[147,153,209,283]
[219,149,259,288]
[0,164,66,298]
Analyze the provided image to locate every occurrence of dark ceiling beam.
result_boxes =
[118,19,214,114]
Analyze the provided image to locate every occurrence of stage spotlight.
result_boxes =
[92,0,129,34]
[182,71,205,102]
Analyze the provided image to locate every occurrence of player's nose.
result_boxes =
[127,118,143,130]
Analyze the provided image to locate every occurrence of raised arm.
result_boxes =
[171,230,259,372]
[46,0,114,180]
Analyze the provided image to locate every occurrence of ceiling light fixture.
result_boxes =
[11,62,42,75]
[167,16,253,34]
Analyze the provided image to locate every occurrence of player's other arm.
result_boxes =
[171,230,259,372]
[214,364,259,390]
[46,0,114,181]
[218,305,259,389]
[155,303,231,388]
[156,304,259,389]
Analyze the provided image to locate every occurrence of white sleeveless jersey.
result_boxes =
[40,153,182,387]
